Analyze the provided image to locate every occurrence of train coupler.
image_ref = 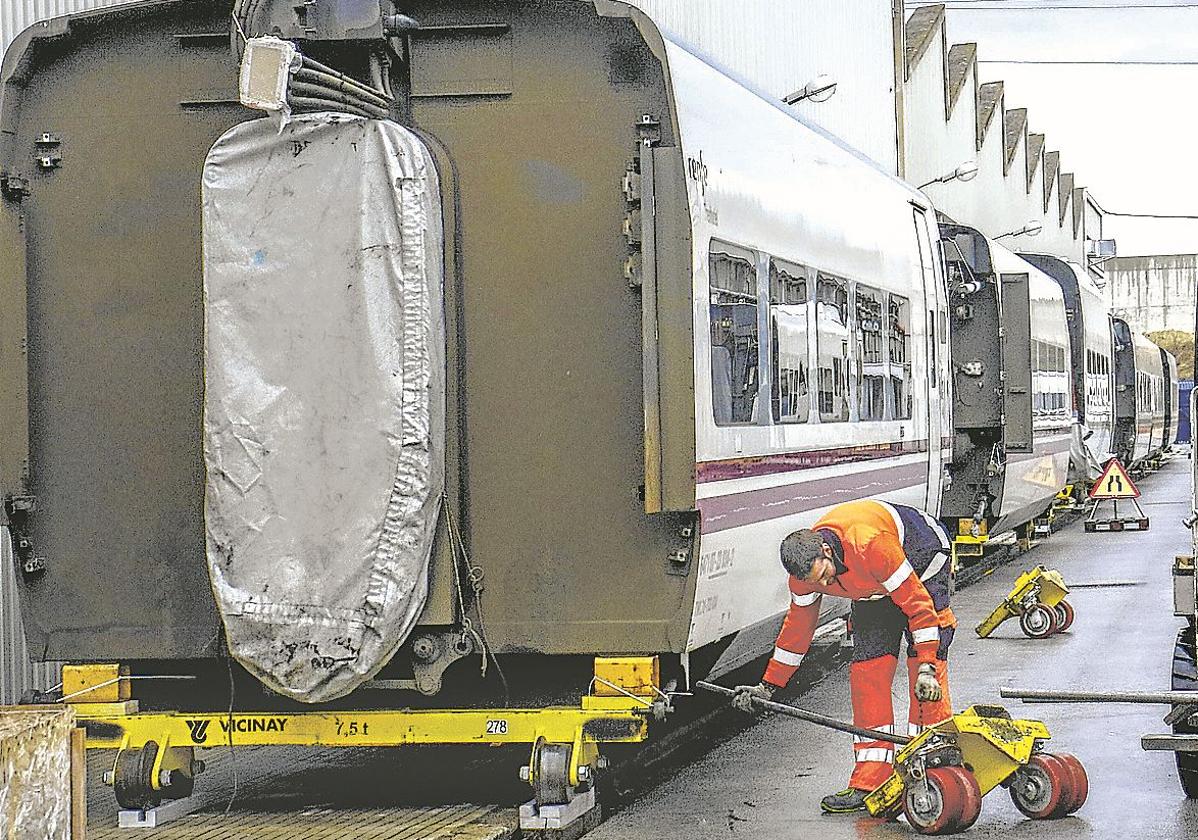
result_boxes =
[864,705,1087,834]
[975,566,1073,639]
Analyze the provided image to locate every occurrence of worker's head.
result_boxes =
[780,529,837,586]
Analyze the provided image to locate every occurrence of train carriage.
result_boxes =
[1130,326,1167,466]
[1163,348,1180,452]
[1019,254,1116,483]
[940,225,1072,552]
[0,0,953,813]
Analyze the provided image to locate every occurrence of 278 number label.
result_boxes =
[485,719,508,735]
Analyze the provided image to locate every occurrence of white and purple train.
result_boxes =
[0,0,1180,811]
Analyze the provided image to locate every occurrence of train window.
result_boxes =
[769,260,810,424]
[855,286,885,421]
[709,243,759,426]
[816,273,850,422]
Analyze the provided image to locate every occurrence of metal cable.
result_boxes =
[288,81,391,117]
[288,95,378,119]
[443,495,510,703]
[293,68,392,109]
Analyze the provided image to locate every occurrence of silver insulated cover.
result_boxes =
[201,113,445,702]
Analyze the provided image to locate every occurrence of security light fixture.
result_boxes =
[995,220,1044,240]
[783,75,838,105]
[917,160,978,190]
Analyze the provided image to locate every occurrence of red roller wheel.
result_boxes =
[939,766,983,830]
[903,767,967,835]
[1054,753,1089,814]
[1053,600,1075,633]
[1010,754,1070,819]
[1019,603,1058,639]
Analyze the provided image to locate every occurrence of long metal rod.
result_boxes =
[696,681,912,745]
[1001,687,1198,704]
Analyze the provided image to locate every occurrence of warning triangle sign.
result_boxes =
[1089,458,1140,499]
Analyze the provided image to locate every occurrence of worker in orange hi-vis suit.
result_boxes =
[731,499,956,814]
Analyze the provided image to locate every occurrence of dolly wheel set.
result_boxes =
[975,566,1074,640]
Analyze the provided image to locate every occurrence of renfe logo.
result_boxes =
[184,717,289,744]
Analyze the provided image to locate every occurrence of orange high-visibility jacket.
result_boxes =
[763,500,944,687]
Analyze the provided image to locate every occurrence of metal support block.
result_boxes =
[1142,734,1198,753]
[116,795,202,828]
[519,787,597,831]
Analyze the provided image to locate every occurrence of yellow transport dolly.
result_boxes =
[864,705,1088,834]
[975,566,1074,640]
[696,683,1087,836]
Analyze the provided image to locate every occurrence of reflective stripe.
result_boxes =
[854,748,895,763]
[792,591,820,607]
[911,626,940,645]
[854,724,893,744]
[919,509,952,549]
[772,647,804,666]
[882,561,915,593]
[876,500,906,543]
[921,550,949,583]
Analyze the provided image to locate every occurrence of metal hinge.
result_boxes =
[34,133,62,170]
[636,113,661,147]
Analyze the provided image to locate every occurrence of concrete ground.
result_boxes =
[593,454,1198,840]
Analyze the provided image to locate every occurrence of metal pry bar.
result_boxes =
[696,681,912,745]
[1000,687,1198,704]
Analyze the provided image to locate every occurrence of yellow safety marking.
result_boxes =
[79,705,649,750]
[593,656,660,697]
[62,663,130,704]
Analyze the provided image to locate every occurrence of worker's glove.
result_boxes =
[914,663,942,703]
[731,682,776,714]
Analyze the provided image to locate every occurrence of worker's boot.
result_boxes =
[820,787,868,814]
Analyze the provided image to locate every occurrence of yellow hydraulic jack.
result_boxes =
[696,684,1088,836]
[864,705,1088,834]
[59,659,662,831]
[975,566,1074,639]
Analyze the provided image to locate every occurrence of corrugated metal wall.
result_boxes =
[0,0,128,59]
[1,530,60,705]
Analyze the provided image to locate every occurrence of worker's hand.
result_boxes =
[731,682,776,713]
[914,663,942,703]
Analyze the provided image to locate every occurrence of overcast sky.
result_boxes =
[915,0,1198,256]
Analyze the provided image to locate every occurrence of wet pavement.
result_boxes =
[593,454,1198,839]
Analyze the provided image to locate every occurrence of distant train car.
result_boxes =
[939,225,1071,549]
[1112,318,1167,468]
[1112,317,1138,465]
[1163,348,1180,450]
[0,0,953,810]
[1020,254,1116,482]
[1133,329,1167,464]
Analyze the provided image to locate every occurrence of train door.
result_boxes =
[914,208,944,514]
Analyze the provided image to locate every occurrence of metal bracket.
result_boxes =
[636,113,661,147]
[34,133,62,170]
[1163,703,1198,727]
[1,174,29,200]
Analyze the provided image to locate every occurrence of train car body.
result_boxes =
[1163,348,1180,451]
[940,226,1071,544]
[1019,254,1116,483]
[1112,317,1138,466]
[1133,329,1167,465]
[0,0,950,705]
